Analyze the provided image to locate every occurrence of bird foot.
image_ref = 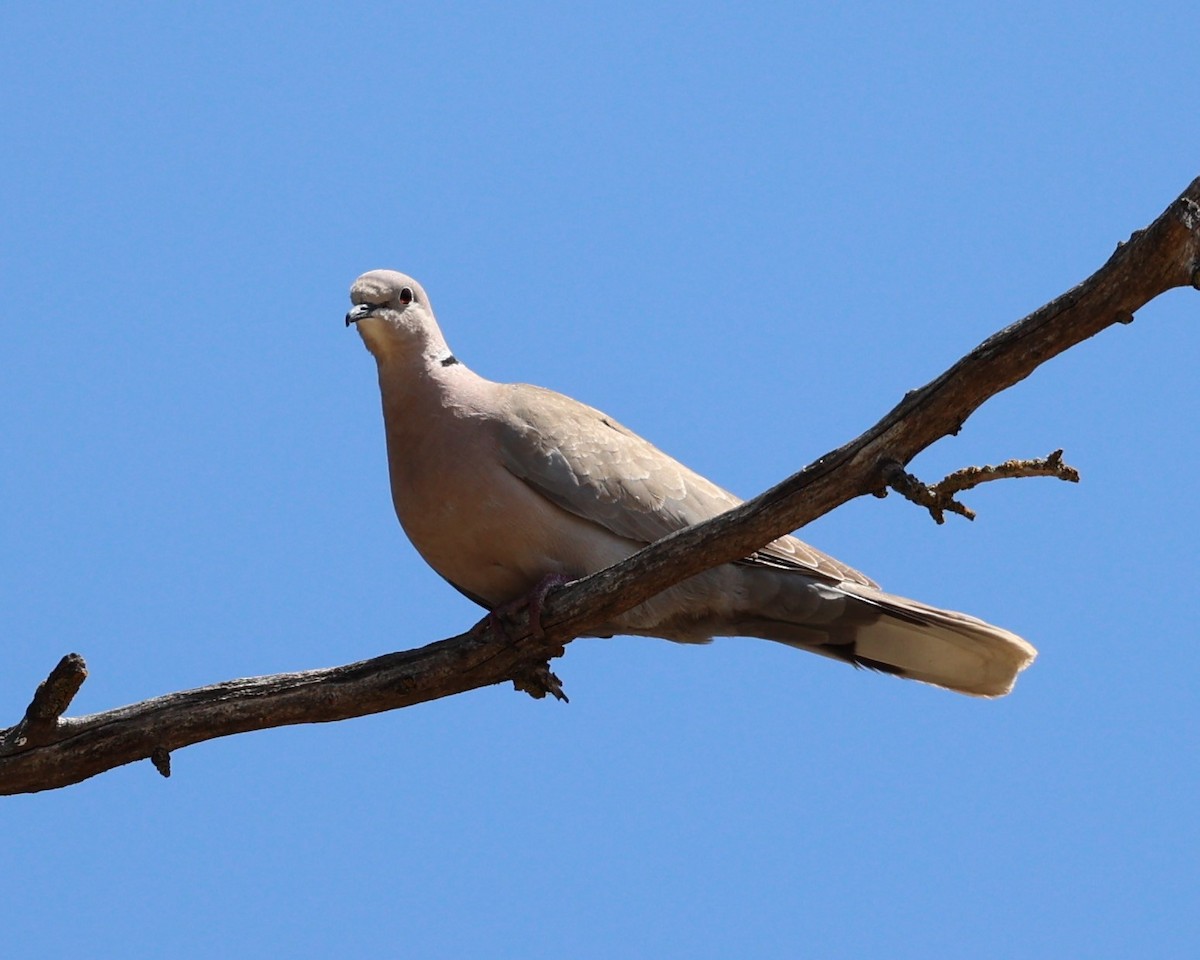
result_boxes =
[489,573,573,641]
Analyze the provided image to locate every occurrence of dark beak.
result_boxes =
[345,303,376,327]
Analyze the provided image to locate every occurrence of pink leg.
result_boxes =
[489,573,573,640]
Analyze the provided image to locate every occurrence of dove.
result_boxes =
[346,269,1036,696]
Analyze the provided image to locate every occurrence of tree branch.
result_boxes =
[882,450,1081,524]
[4,176,1198,796]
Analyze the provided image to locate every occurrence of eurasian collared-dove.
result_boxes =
[346,269,1036,696]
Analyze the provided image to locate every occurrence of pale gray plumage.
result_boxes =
[347,269,1037,696]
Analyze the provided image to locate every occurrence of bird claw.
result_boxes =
[489,573,573,641]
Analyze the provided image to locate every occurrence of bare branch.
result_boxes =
[882,450,1081,524]
[937,449,1081,495]
[0,654,89,756]
[25,653,88,724]
[882,461,979,523]
[3,176,1198,796]
[0,622,566,795]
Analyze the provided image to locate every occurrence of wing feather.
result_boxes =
[495,383,875,587]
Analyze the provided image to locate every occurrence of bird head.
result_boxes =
[345,270,440,359]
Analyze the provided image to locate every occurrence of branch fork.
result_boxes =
[882,450,1081,524]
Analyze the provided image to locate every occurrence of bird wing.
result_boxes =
[494,383,876,587]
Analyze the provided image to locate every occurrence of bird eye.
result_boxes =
[399,287,414,305]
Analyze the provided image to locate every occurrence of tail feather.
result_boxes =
[607,564,1038,697]
[801,586,1036,697]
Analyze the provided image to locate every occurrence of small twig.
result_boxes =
[0,654,89,754]
[883,450,1080,524]
[882,461,977,524]
[26,653,88,720]
[511,661,569,703]
[937,449,1080,498]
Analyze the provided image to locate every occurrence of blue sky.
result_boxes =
[2,3,1197,957]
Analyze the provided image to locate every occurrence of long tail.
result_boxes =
[606,566,1038,697]
[755,583,1038,697]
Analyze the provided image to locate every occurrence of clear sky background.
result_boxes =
[2,3,1197,958]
